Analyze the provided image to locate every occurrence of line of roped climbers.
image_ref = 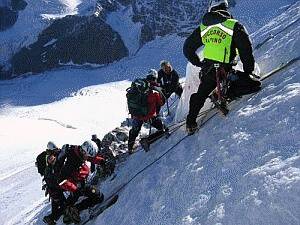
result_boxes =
[37,1,264,224]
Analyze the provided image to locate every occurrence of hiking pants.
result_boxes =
[48,188,66,221]
[128,117,166,149]
[66,184,103,211]
[187,69,261,125]
[187,68,217,125]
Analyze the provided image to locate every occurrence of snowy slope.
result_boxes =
[0,34,186,225]
[106,5,142,55]
[0,1,299,225]
[94,3,300,225]
[231,0,299,33]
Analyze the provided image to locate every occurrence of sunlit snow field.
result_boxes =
[0,1,299,225]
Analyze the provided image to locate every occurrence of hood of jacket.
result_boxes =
[202,10,232,26]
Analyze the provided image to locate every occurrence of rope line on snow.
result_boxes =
[104,108,219,201]
[99,55,300,213]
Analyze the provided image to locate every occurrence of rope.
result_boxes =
[102,55,300,205]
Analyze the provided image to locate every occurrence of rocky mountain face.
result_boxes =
[11,16,128,75]
[96,0,210,44]
[5,0,237,77]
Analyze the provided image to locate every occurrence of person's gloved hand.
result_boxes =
[191,59,204,68]
[59,179,78,192]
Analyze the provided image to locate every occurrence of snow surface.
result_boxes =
[106,5,142,56]
[0,1,300,225]
[231,0,299,33]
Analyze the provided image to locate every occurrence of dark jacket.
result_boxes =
[183,10,255,73]
[157,69,180,94]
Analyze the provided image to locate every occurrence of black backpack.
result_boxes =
[35,151,48,176]
[126,79,150,116]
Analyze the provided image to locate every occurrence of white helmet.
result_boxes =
[147,69,158,78]
[47,141,58,151]
[208,0,228,12]
[81,140,98,157]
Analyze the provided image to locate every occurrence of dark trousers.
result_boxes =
[66,184,103,211]
[228,71,261,97]
[187,69,261,125]
[187,68,217,125]
[48,189,67,221]
[128,117,166,149]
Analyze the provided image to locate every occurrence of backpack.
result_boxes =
[35,151,48,176]
[126,79,150,117]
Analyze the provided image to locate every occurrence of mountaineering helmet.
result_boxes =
[208,0,228,12]
[81,140,98,157]
[132,78,149,93]
[146,69,158,82]
[47,141,59,151]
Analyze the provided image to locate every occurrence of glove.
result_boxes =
[59,179,78,192]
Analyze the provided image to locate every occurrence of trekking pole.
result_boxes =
[148,120,152,136]
[158,88,169,116]
[166,99,170,116]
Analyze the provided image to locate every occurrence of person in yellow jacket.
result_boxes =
[183,0,261,134]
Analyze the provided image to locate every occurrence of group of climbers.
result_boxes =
[36,138,114,225]
[126,60,183,153]
[37,1,263,224]
[126,0,260,145]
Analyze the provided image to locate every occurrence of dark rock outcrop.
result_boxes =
[11,0,27,11]
[96,0,209,45]
[96,0,236,45]
[11,15,128,75]
[0,0,27,31]
[0,7,18,31]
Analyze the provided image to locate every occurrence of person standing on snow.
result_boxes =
[127,78,168,153]
[183,0,261,134]
[146,69,166,115]
[40,141,67,225]
[157,60,183,99]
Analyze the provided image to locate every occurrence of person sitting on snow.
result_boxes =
[55,141,106,224]
[183,0,261,134]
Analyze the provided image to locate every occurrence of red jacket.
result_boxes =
[59,153,105,192]
[133,90,164,121]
